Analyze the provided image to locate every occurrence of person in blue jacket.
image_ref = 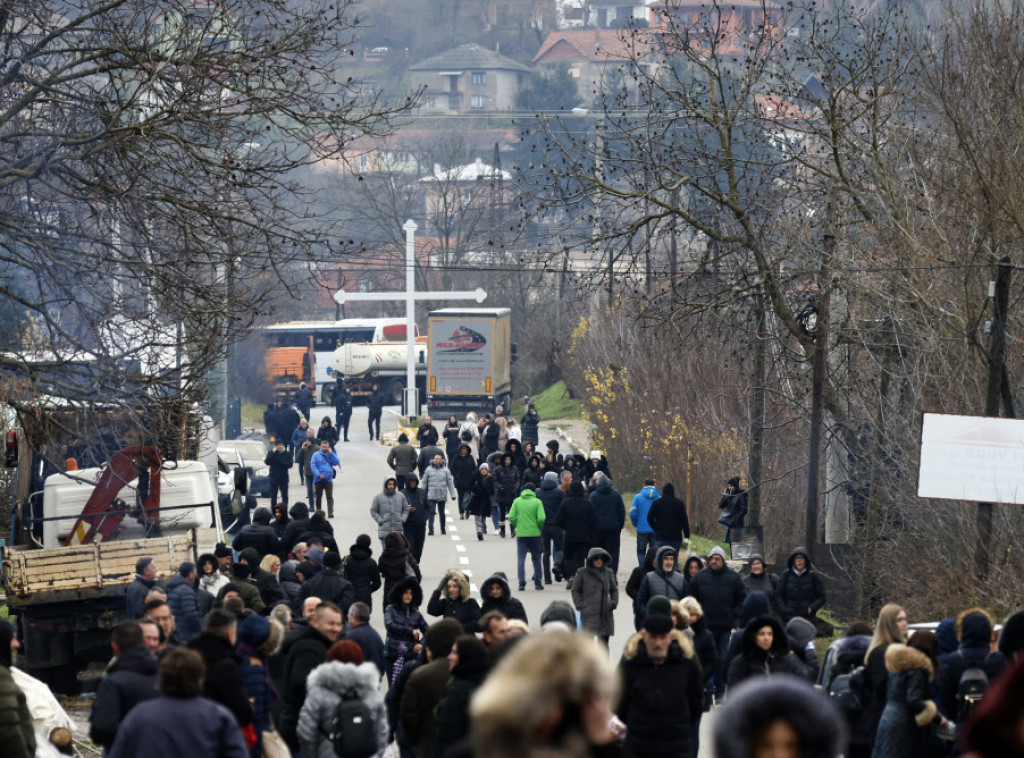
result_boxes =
[629,479,660,566]
[310,439,340,517]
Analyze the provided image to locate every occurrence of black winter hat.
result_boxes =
[355,534,372,550]
[323,551,342,568]
[643,614,674,635]
[214,543,233,559]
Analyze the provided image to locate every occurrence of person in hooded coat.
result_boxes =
[536,470,566,584]
[873,632,945,758]
[277,560,302,610]
[449,443,477,520]
[378,532,421,609]
[557,480,595,587]
[634,546,688,627]
[720,590,775,682]
[938,608,1008,732]
[298,512,338,554]
[647,482,690,552]
[370,477,408,546]
[434,635,489,758]
[343,534,382,611]
[773,546,826,624]
[742,554,778,596]
[713,675,846,758]
[626,545,659,631]
[297,656,388,758]
[570,547,618,645]
[426,569,482,634]
[239,547,286,610]
[588,473,625,573]
[233,507,281,562]
[300,551,356,618]
[402,475,428,562]
[478,572,528,624]
[784,617,820,682]
[520,454,543,491]
[689,545,747,700]
[617,612,704,758]
[492,453,521,538]
[468,462,495,540]
[269,503,290,541]
[383,577,430,685]
[727,615,810,690]
[519,404,540,446]
[280,503,312,559]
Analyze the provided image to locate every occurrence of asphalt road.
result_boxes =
[275,405,720,756]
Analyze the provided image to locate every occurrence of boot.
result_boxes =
[477,531,483,541]
[535,582,545,590]
[499,525,506,538]
[519,582,526,591]
[553,566,563,582]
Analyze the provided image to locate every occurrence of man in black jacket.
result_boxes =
[773,546,826,624]
[264,440,293,509]
[416,415,439,447]
[688,545,747,701]
[280,502,311,557]
[647,482,691,552]
[298,550,356,618]
[89,622,159,751]
[334,381,353,442]
[367,384,386,440]
[293,383,314,421]
[186,609,253,730]
[232,507,280,561]
[280,601,343,750]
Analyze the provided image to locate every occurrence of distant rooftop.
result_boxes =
[409,43,533,73]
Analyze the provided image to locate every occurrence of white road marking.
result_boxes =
[456,544,466,552]
[459,556,470,565]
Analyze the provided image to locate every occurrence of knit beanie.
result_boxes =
[237,614,271,648]
[327,640,365,664]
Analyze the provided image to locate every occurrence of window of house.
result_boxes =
[471,94,486,109]
[472,71,486,85]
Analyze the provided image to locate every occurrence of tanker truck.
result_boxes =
[330,338,428,405]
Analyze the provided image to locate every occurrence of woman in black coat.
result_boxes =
[426,569,481,634]
[468,463,495,540]
[434,635,491,757]
[315,417,339,448]
[449,443,478,520]
[442,415,462,463]
[873,632,945,758]
[726,615,810,690]
[556,481,595,586]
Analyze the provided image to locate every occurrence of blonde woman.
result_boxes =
[259,554,281,577]
[859,604,908,758]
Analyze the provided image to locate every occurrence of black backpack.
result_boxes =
[330,689,377,758]
[956,651,992,723]
[828,665,867,718]
[461,428,473,442]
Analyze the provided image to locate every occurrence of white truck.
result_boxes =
[331,338,429,404]
[426,308,513,418]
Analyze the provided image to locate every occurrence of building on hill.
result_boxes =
[533,28,640,105]
[408,43,533,113]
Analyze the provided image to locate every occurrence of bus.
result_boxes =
[261,318,414,403]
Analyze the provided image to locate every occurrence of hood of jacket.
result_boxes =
[957,608,994,647]
[623,628,695,661]
[586,547,612,567]
[166,573,193,593]
[653,545,679,578]
[388,576,423,607]
[306,660,379,696]
[111,644,158,676]
[480,572,511,601]
[662,482,675,498]
[714,675,846,758]
[457,443,472,456]
[278,561,298,584]
[516,488,539,504]
[936,618,958,655]
[440,569,472,602]
[381,476,398,493]
[541,471,560,490]
[787,546,813,571]
[740,591,773,627]
[289,503,310,521]
[639,485,659,500]
[383,531,410,550]
[239,547,261,566]
[252,507,273,525]
[595,479,613,495]
[785,617,817,651]
[885,642,934,677]
[349,544,373,561]
[740,615,790,657]
[683,555,704,577]
[540,600,577,629]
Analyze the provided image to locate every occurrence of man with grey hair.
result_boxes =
[589,472,625,573]
[344,601,385,678]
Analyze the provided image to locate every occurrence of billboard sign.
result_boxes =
[428,317,494,395]
[918,413,1024,505]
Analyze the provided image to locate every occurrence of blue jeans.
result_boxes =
[517,536,543,585]
[636,532,655,565]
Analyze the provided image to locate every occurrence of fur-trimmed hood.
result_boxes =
[623,628,696,661]
[956,607,995,647]
[885,643,934,677]
[306,660,380,696]
[438,569,472,602]
[740,615,790,657]
[388,576,423,607]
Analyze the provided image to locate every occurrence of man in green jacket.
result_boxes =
[0,619,35,758]
[509,484,546,591]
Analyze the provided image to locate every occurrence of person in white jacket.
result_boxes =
[370,478,408,548]
[421,454,457,536]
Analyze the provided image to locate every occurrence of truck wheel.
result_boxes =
[388,378,405,405]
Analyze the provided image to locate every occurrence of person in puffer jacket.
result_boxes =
[634,546,687,627]
[298,656,388,758]
[426,569,482,634]
[492,453,521,538]
[421,453,457,536]
[383,577,429,685]
[773,547,826,624]
[370,478,408,546]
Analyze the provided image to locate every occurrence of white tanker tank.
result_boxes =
[332,340,428,377]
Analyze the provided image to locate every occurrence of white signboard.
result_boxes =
[918,413,1024,504]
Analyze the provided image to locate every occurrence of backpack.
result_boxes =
[461,428,473,442]
[828,665,867,718]
[330,689,377,758]
[956,651,992,723]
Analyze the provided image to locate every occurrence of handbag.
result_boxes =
[261,726,292,758]
[717,507,736,526]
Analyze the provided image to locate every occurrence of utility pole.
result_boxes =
[805,190,836,563]
[978,256,1014,576]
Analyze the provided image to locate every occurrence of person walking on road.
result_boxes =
[296,429,317,508]
[264,440,293,510]
[570,547,618,646]
[508,483,546,591]
[536,470,565,584]
[402,475,428,562]
[557,480,594,588]
[371,477,409,549]
[773,546,826,624]
[294,382,314,421]
[333,380,353,442]
[647,482,689,552]
[629,479,660,565]
[310,440,340,517]
[387,433,419,491]
[689,545,747,702]
[469,463,495,541]
[589,473,625,573]
[519,403,540,447]
[416,415,439,447]
[367,383,386,440]
[442,415,462,463]
[422,453,457,536]
[450,443,477,521]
